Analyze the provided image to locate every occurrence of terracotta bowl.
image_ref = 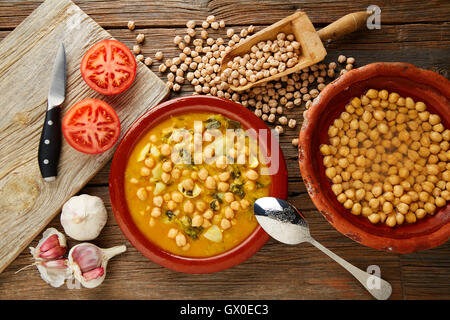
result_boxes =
[299,62,450,253]
[110,95,288,273]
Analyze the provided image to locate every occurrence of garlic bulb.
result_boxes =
[68,243,126,288]
[60,194,107,241]
[27,228,72,287]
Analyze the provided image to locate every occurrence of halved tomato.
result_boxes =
[81,39,137,95]
[62,99,121,154]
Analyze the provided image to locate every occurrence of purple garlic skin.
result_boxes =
[31,228,67,261]
[71,244,102,273]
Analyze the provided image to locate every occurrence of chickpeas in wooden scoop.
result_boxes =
[320,89,450,227]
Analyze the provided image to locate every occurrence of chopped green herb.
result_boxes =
[212,193,224,204]
[225,119,242,129]
[184,226,204,240]
[230,181,245,199]
[205,118,221,129]
[210,199,220,211]
[231,165,241,179]
[161,131,172,142]
[174,216,203,240]
[165,210,175,221]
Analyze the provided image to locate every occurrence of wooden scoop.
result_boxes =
[221,11,370,92]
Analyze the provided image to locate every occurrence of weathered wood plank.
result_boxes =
[400,246,450,299]
[0,0,449,29]
[0,0,168,275]
[0,186,405,299]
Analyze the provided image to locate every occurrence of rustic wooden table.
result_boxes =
[0,0,449,300]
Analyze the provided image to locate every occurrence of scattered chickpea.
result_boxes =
[337,55,346,63]
[173,83,181,91]
[275,125,284,134]
[155,51,163,60]
[159,64,167,73]
[186,20,196,29]
[144,57,153,66]
[288,119,297,128]
[127,20,135,31]
[132,45,141,54]
[211,21,219,30]
[136,33,145,43]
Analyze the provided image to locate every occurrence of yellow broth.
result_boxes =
[124,113,271,257]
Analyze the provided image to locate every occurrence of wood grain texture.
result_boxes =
[0,0,449,29]
[0,0,168,275]
[0,0,449,300]
[0,186,404,300]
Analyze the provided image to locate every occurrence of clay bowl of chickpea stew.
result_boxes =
[299,62,450,253]
[110,95,288,273]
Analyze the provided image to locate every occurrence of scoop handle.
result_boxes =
[308,238,392,300]
[317,11,370,42]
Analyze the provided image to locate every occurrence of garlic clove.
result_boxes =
[38,245,67,260]
[60,194,108,241]
[68,243,126,288]
[39,234,60,252]
[30,228,67,261]
[82,267,104,281]
[70,244,102,273]
[42,259,69,269]
[35,259,72,288]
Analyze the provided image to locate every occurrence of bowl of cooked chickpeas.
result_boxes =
[299,62,450,253]
[110,95,288,273]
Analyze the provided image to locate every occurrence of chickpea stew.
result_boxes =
[124,113,271,257]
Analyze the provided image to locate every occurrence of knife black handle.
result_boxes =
[38,106,61,182]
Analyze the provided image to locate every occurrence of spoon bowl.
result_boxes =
[254,197,311,245]
[254,197,392,300]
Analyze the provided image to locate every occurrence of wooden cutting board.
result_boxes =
[0,0,169,274]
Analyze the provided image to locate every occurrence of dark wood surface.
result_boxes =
[0,0,449,300]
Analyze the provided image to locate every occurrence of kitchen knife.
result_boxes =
[38,43,66,182]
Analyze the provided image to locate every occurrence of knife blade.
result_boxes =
[38,43,66,182]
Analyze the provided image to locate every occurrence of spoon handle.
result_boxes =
[308,238,392,300]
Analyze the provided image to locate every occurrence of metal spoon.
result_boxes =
[254,197,392,300]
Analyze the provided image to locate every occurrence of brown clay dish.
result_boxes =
[299,62,450,253]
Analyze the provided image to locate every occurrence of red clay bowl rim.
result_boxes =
[110,95,288,273]
[299,62,450,253]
